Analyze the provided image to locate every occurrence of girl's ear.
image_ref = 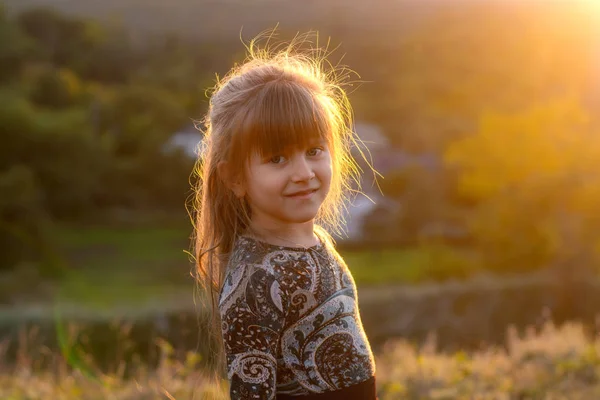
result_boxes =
[217,161,245,198]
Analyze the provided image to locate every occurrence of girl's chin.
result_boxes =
[292,210,322,224]
[278,205,321,224]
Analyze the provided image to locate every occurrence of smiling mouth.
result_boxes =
[286,188,318,197]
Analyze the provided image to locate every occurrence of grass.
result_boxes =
[0,320,599,399]
[0,223,477,323]
[52,223,468,287]
[341,244,479,285]
[342,248,427,284]
[6,224,442,308]
[54,223,192,270]
[2,225,600,398]
[51,223,195,308]
[0,223,197,322]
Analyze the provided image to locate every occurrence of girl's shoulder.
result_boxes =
[219,231,350,309]
[219,236,295,309]
[223,235,287,282]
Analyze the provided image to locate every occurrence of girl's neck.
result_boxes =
[246,220,318,249]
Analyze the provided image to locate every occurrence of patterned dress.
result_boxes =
[218,234,377,399]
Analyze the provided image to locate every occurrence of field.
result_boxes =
[2,223,445,317]
[2,226,599,399]
[1,321,599,399]
[3,0,433,41]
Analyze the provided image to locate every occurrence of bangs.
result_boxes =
[235,80,331,160]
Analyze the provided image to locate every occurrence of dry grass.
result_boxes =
[0,333,228,400]
[376,321,600,399]
[1,321,599,399]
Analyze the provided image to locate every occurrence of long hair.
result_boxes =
[190,31,369,379]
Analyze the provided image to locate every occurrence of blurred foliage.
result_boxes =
[356,2,597,276]
[343,243,477,285]
[0,92,110,217]
[446,97,600,272]
[351,2,595,152]
[0,4,33,82]
[0,164,64,277]
[0,0,598,280]
[15,7,134,83]
[30,67,83,108]
[0,4,197,272]
[0,165,42,270]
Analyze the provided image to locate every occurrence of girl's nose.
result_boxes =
[291,156,315,182]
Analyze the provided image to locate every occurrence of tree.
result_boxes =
[0,3,33,82]
[445,96,600,272]
[0,165,64,276]
[347,1,595,153]
[30,67,83,109]
[0,91,111,218]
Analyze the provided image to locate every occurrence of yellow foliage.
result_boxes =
[446,96,597,201]
[381,2,596,152]
[445,96,600,269]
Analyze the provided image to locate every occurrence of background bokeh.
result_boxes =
[1,0,600,398]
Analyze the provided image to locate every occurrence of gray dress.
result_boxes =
[218,235,376,399]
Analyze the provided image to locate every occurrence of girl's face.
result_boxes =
[242,139,332,232]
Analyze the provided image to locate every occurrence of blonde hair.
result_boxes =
[190,32,368,378]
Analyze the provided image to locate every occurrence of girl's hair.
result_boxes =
[190,31,369,378]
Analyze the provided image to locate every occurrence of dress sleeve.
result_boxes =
[219,265,288,400]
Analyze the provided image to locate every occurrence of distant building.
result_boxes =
[340,122,447,244]
[164,123,204,158]
[335,191,401,244]
[337,122,401,243]
[351,121,439,186]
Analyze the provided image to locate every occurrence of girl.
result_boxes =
[193,35,377,399]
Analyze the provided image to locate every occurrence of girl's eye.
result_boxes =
[269,155,286,164]
[307,147,323,157]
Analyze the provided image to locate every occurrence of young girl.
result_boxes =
[193,36,377,399]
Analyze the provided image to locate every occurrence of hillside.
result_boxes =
[3,0,438,41]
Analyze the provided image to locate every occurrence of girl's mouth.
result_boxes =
[286,188,318,199]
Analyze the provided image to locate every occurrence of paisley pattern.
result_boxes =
[219,235,376,399]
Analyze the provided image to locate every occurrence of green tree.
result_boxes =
[0,165,63,276]
[0,3,33,82]
[30,67,83,108]
[445,97,600,272]
[0,91,111,218]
